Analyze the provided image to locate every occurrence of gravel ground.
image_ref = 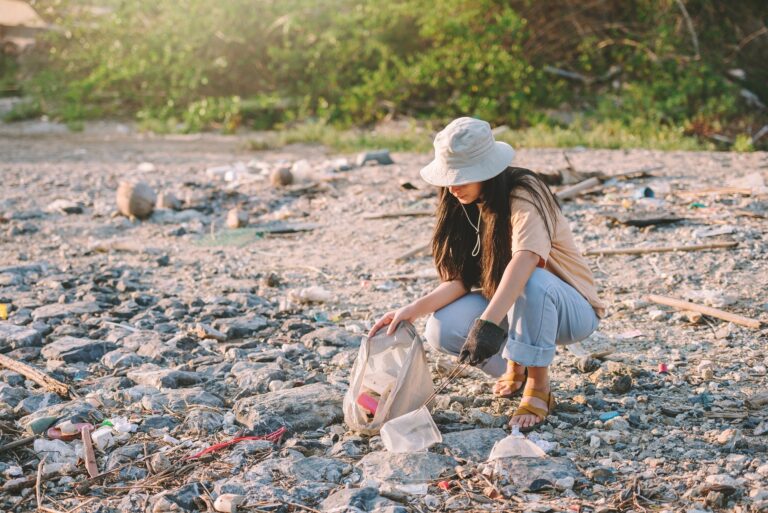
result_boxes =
[0,125,767,513]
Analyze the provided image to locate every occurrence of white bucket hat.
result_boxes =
[420,117,515,187]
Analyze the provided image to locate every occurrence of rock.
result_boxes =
[300,326,361,348]
[610,374,633,394]
[587,466,616,484]
[575,356,601,373]
[141,388,224,412]
[127,365,203,389]
[0,323,42,351]
[182,408,224,435]
[214,493,245,513]
[705,474,740,492]
[491,457,584,492]
[46,199,83,215]
[356,150,394,166]
[283,455,351,484]
[0,383,28,407]
[101,350,146,370]
[321,487,407,513]
[149,482,201,512]
[41,336,117,363]
[17,394,64,419]
[212,315,268,339]
[438,428,507,461]
[193,322,227,341]
[357,451,457,485]
[226,208,248,228]
[116,180,156,219]
[32,301,101,321]
[233,383,343,433]
[270,167,294,187]
[155,191,182,210]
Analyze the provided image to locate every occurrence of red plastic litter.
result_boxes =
[47,423,94,441]
[356,392,379,415]
[658,363,669,374]
[185,427,287,460]
[437,480,452,491]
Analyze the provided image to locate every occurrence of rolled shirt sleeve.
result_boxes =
[510,196,553,264]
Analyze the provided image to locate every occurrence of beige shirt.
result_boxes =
[510,190,606,317]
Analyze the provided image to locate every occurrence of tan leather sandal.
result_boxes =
[511,388,555,433]
[493,368,527,399]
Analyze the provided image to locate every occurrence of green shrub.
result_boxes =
[15,0,766,149]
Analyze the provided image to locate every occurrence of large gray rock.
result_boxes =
[322,487,407,513]
[212,314,268,339]
[127,365,203,389]
[140,387,224,412]
[230,361,285,394]
[233,383,343,433]
[300,326,361,349]
[32,301,101,321]
[0,383,29,407]
[41,336,117,363]
[0,323,42,352]
[438,428,507,462]
[357,451,457,485]
[492,457,585,491]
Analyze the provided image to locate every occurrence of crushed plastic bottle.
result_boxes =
[488,426,546,460]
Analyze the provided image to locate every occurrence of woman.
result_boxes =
[368,117,605,432]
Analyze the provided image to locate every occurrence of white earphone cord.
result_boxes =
[459,203,481,257]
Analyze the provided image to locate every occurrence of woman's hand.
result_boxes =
[368,304,420,339]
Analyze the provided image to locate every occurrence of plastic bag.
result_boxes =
[343,321,434,435]
[380,405,442,453]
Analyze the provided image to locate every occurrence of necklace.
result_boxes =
[459,203,481,257]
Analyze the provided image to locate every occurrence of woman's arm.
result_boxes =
[479,250,540,325]
[410,279,469,317]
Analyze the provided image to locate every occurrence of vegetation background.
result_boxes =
[2,0,767,151]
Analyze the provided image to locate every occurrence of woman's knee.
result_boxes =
[424,311,463,356]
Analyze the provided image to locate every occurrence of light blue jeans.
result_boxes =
[424,268,599,377]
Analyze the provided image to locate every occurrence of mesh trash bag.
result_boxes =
[343,321,434,435]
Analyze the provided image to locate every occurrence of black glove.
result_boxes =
[458,318,506,366]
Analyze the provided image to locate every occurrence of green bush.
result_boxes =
[14,0,767,149]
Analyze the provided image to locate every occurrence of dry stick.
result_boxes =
[80,427,98,478]
[647,294,762,330]
[36,456,46,512]
[394,242,431,263]
[584,241,738,256]
[0,353,72,398]
[555,177,601,200]
[674,0,700,59]
[675,187,753,197]
[363,210,433,220]
[424,362,469,407]
[0,435,35,454]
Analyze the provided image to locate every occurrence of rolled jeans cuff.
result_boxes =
[503,338,556,367]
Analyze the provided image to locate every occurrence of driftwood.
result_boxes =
[0,435,35,454]
[601,211,685,227]
[555,177,601,200]
[81,427,99,478]
[675,187,753,197]
[555,164,664,201]
[585,241,738,256]
[0,353,72,398]
[363,210,432,220]
[647,294,762,330]
[394,242,431,263]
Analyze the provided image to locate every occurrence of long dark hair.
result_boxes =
[432,167,561,299]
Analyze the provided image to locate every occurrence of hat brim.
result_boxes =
[419,141,516,187]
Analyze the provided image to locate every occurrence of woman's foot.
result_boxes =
[509,366,552,431]
[492,360,527,397]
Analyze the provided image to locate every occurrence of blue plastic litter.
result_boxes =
[599,411,621,421]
